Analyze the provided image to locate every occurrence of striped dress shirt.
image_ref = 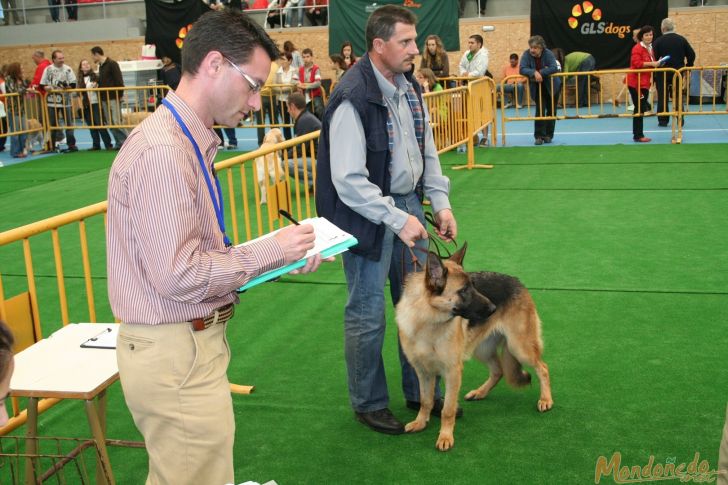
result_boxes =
[106,92,285,325]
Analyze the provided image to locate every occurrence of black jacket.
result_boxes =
[653,32,696,69]
[97,57,125,99]
[287,109,321,158]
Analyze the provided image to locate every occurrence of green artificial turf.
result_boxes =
[1,144,727,484]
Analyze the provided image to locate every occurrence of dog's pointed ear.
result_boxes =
[425,251,447,295]
[449,241,467,266]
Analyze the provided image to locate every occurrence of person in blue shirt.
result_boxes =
[519,35,562,145]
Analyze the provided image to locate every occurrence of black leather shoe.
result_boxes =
[354,408,404,435]
[406,399,463,419]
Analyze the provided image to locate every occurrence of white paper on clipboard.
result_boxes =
[80,326,119,349]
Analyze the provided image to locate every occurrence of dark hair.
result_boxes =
[181,10,279,75]
[330,54,347,71]
[90,46,104,56]
[469,34,484,46]
[551,48,565,68]
[340,41,357,62]
[51,49,63,61]
[6,62,22,81]
[0,320,14,385]
[283,41,297,54]
[365,4,417,52]
[637,25,654,41]
[282,52,293,62]
[302,48,313,57]
[287,92,307,110]
[509,53,519,61]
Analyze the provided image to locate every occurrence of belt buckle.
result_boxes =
[191,317,207,332]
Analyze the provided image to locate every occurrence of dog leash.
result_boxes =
[403,211,459,274]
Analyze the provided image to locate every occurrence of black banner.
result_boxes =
[329,0,460,57]
[145,0,211,65]
[530,0,668,69]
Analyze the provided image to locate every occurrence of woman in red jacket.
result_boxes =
[627,25,663,143]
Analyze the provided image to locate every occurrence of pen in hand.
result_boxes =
[279,209,300,226]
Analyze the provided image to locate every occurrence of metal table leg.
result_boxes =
[24,397,39,485]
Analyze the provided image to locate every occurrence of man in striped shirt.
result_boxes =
[106,10,323,484]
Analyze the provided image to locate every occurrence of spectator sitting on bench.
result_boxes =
[499,53,526,108]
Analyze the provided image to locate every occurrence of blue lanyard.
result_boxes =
[162,99,231,247]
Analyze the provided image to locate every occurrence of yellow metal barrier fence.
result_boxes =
[0,130,320,436]
[0,91,48,152]
[34,85,321,147]
[499,68,683,145]
[244,83,325,132]
[678,65,728,143]
[453,76,497,170]
[422,85,470,154]
[44,85,170,134]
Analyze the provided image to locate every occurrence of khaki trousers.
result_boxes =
[719,403,728,485]
[117,322,234,485]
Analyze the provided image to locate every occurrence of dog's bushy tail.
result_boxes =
[502,345,532,388]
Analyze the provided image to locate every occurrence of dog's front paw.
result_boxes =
[537,398,553,412]
[464,389,486,401]
[405,419,427,433]
[436,432,455,451]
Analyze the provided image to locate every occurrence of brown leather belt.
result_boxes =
[190,304,235,332]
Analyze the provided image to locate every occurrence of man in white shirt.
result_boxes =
[458,34,490,146]
[459,34,489,78]
[39,50,78,152]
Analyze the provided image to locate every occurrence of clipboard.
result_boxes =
[80,326,119,349]
[238,217,358,292]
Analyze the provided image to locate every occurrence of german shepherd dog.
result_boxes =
[396,242,553,451]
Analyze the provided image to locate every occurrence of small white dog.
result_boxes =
[254,128,285,204]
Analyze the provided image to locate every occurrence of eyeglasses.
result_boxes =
[223,56,262,94]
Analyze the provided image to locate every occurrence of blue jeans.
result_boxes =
[501,82,525,106]
[83,104,112,149]
[47,105,76,148]
[287,157,314,189]
[284,2,303,26]
[9,114,26,157]
[575,55,597,107]
[342,192,441,412]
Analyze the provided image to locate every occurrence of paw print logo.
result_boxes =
[176,23,194,49]
[568,1,602,28]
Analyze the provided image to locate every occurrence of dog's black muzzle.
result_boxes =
[452,285,497,323]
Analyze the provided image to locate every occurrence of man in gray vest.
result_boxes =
[316,4,457,435]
